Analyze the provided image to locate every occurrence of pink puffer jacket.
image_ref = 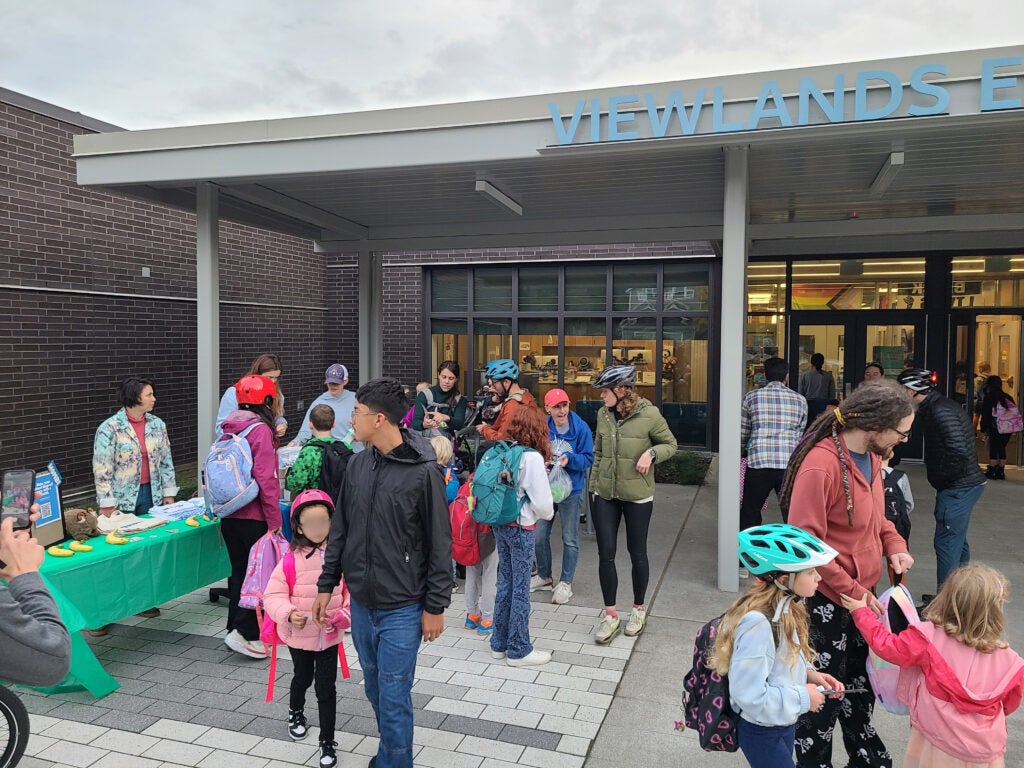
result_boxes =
[263,545,350,651]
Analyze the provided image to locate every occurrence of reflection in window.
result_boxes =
[518,317,558,403]
[748,262,786,313]
[430,319,469,396]
[663,264,710,312]
[662,317,709,444]
[790,259,925,310]
[951,256,1024,308]
[613,264,658,312]
[474,268,513,312]
[474,320,512,390]
[562,318,606,404]
[746,316,785,391]
[431,269,468,313]
[519,267,559,312]
[565,266,607,312]
[612,317,657,386]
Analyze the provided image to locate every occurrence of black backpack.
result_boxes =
[309,440,353,503]
[882,468,911,544]
[681,615,740,752]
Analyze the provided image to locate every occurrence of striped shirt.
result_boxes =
[741,381,808,469]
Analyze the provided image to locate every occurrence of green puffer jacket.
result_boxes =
[590,397,678,502]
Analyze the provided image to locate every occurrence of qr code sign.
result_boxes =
[38,502,51,519]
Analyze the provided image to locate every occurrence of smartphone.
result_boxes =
[1,469,35,530]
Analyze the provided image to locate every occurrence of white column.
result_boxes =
[196,182,220,470]
[718,146,749,592]
[357,245,384,382]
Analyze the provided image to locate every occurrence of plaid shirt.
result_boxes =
[741,381,808,469]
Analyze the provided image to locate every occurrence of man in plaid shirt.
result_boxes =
[740,357,807,530]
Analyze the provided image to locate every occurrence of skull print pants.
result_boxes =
[795,593,892,768]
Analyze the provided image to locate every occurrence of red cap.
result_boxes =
[235,375,277,406]
[544,388,570,407]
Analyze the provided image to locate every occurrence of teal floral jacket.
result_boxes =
[92,409,178,511]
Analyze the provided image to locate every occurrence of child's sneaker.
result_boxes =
[465,613,480,630]
[551,581,573,605]
[318,739,338,768]
[595,612,620,644]
[477,619,493,637]
[530,575,553,592]
[287,709,308,740]
[624,606,647,637]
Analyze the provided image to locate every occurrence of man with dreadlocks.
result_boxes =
[782,382,915,768]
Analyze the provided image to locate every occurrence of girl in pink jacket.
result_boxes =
[842,564,1024,768]
[264,490,350,768]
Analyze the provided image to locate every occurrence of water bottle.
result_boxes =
[341,427,357,449]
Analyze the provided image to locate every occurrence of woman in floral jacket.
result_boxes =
[93,376,178,516]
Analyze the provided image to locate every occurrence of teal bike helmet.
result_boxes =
[738,523,838,577]
[485,359,520,381]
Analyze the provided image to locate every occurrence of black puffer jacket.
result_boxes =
[918,390,986,491]
[317,430,453,615]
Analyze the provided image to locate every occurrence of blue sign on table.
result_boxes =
[34,471,62,528]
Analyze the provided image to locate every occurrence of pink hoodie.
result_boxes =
[263,545,350,652]
[219,411,283,530]
[852,607,1024,762]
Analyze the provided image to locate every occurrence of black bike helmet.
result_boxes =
[592,365,637,389]
[896,368,937,393]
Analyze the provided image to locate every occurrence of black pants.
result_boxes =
[988,429,1011,461]
[740,467,786,530]
[289,646,338,742]
[796,593,892,768]
[220,516,266,641]
[591,496,653,607]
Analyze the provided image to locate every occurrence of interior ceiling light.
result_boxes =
[869,151,905,196]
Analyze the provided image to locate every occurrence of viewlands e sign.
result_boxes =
[548,56,1023,145]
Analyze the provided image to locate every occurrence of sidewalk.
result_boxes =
[13,465,1024,767]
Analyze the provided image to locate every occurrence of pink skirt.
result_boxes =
[904,727,1003,768]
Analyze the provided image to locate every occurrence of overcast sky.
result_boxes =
[2,1,1022,130]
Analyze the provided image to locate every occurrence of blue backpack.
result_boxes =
[470,441,530,526]
[203,423,260,518]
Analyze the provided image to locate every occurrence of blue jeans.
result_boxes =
[491,525,535,660]
[535,492,581,585]
[133,483,153,515]
[934,483,985,588]
[349,599,422,768]
[738,718,796,768]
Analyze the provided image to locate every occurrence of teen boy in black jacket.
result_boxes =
[314,378,452,768]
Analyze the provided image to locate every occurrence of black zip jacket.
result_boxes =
[918,390,987,491]
[317,430,453,615]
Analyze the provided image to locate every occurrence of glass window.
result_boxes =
[613,264,658,312]
[430,320,469,396]
[518,318,559,403]
[790,258,925,310]
[474,268,513,312]
[431,269,467,313]
[748,262,786,313]
[745,316,785,391]
[518,267,559,312]
[663,317,710,445]
[563,318,606,403]
[663,264,709,312]
[565,266,607,312]
[612,317,657,389]
[473,320,512,389]
[951,256,1024,307]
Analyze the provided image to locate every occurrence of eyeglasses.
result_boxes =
[351,409,380,419]
[893,426,912,439]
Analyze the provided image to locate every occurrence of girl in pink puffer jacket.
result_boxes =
[263,490,350,768]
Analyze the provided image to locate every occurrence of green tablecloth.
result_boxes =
[32,515,230,698]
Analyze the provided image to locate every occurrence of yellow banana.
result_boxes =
[185,516,201,527]
[68,541,94,552]
[47,545,75,557]
[105,532,129,545]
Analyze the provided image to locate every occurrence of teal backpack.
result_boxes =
[470,441,531,526]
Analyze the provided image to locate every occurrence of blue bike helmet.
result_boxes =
[485,359,520,381]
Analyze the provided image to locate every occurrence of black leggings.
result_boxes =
[988,429,1011,461]
[220,516,266,640]
[289,646,338,742]
[591,496,654,607]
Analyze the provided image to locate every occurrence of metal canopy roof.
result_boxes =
[73,46,1024,255]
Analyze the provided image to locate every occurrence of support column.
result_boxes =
[358,245,384,382]
[196,182,220,471]
[718,146,749,592]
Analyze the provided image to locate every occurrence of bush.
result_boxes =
[655,450,710,485]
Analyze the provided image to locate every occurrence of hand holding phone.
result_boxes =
[1,469,36,530]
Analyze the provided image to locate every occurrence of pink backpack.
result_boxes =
[256,551,351,702]
[239,532,290,610]
[994,399,1024,435]
[865,576,920,715]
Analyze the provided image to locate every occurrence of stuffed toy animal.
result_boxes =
[64,507,103,541]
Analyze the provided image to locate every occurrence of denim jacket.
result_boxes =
[93,408,178,511]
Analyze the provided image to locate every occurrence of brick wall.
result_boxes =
[0,98,335,491]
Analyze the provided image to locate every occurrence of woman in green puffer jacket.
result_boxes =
[588,365,677,645]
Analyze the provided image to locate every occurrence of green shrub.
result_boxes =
[655,450,710,485]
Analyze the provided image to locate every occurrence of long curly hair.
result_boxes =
[505,406,552,463]
[780,382,913,514]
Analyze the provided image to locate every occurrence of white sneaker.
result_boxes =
[530,575,554,592]
[224,629,267,659]
[551,581,573,605]
[595,613,620,645]
[507,649,551,667]
[624,607,647,637]
[490,650,507,659]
